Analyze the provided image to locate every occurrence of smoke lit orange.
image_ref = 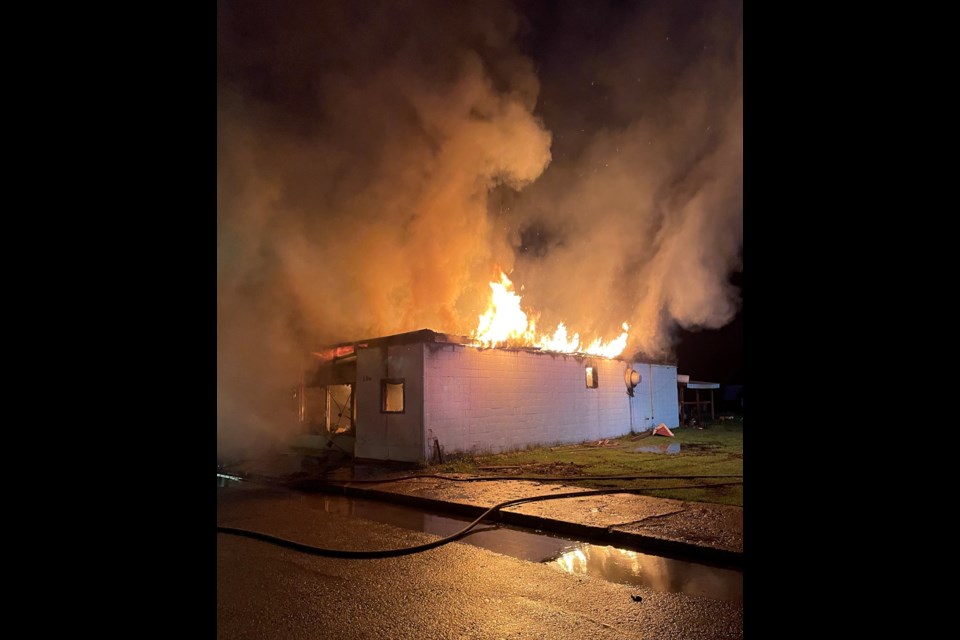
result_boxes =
[471,270,629,358]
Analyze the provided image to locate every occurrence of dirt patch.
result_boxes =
[672,442,721,453]
[478,461,587,476]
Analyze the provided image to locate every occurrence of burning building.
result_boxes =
[296,328,679,463]
[216,1,742,463]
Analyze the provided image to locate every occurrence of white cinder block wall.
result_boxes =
[423,344,634,458]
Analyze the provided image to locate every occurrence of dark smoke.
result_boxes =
[217,0,742,456]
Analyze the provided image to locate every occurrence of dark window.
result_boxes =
[381,378,405,413]
[585,367,599,388]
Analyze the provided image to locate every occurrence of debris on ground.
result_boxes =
[549,439,618,452]
[652,423,675,437]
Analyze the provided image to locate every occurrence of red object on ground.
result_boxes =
[652,423,675,437]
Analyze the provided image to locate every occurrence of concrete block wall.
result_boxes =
[423,344,633,458]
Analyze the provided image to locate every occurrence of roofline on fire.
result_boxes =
[316,328,677,365]
[323,328,458,350]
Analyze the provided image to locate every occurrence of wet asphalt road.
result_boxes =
[217,484,743,639]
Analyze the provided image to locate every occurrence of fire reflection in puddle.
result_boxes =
[219,482,740,601]
[551,543,741,601]
[312,492,740,601]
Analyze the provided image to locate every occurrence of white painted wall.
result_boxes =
[628,366,652,432]
[650,364,681,429]
[355,343,424,462]
[423,344,633,458]
[627,362,680,432]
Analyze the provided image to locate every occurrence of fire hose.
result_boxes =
[216,479,742,559]
[325,473,742,483]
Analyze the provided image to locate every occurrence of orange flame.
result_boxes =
[471,270,630,358]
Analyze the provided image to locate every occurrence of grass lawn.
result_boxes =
[427,418,743,507]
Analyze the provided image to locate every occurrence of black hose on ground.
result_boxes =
[228,472,743,491]
[216,481,742,559]
[332,473,742,484]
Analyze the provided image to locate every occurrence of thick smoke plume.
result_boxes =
[218,0,552,456]
[504,0,743,359]
[217,0,742,457]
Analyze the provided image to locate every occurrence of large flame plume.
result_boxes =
[472,270,629,358]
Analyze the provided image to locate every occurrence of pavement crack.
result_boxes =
[516,596,618,633]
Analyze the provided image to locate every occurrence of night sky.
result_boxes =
[676,270,742,384]
[217,0,743,449]
[514,0,744,385]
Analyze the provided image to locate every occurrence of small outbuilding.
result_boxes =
[297,329,680,463]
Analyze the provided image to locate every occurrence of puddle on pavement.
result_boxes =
[550,544,740,601]
[311,494,742,601]
[219,479,740,601]
[633,442,681,454]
